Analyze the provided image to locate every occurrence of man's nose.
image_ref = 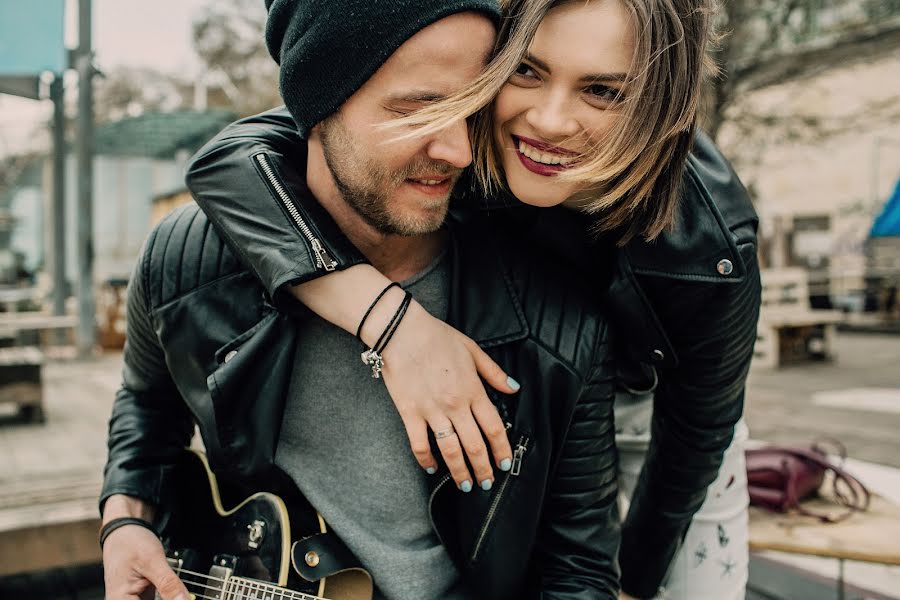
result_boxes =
[425,118,473,169]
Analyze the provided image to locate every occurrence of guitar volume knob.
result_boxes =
[247,520,266,549]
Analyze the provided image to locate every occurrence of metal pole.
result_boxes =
[76,0,96,356]
[50,74,66,319]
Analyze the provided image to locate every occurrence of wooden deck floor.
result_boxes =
[0,352,123,575]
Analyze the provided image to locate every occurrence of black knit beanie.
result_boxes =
[264,0,501,138]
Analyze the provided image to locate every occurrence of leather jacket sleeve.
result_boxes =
[537,322,620,599]
[184,106,367,304]
[100,244,196,514]
[621,252,760,598]
[618,238,761,598]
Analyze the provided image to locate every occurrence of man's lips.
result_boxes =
[405,174,455,195]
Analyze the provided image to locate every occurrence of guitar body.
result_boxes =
[158,449,371,600]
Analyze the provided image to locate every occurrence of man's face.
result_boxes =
[313,12,496,236]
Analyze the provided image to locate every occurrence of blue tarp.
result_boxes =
[871,178,900,237]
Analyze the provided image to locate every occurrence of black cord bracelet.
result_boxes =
[361,290,412,378]
[374,290,412,355]
[356,282,402,341]
[99,517,159,550]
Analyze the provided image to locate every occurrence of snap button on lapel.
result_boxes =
[717,259,734,276]
[305,551,320,567]
[652,349,665,362]
[224,350,238,363]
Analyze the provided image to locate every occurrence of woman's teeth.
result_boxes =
[517,140,576,166]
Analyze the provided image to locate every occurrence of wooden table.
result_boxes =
[749,493,900,598]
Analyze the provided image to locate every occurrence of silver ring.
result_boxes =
[433,427,456,440]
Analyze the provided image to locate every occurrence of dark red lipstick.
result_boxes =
[512,135,579,177]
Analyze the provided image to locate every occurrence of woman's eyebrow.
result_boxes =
[525,52,627,83]
[581,72,628,84]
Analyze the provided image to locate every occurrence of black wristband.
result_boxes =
[99,517,158,549]
[373,290,412,355]
[356,282,402,341]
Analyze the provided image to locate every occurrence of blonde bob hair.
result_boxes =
[383,0,718,244]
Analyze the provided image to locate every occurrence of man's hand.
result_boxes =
[619,592,639,600]
[102,494,190,600]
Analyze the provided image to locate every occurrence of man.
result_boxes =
[100,1,620,599]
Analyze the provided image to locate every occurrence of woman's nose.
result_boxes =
[524,92,580,140]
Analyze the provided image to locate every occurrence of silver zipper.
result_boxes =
[511,437,528,476]
[470,436,529,563]
[254,153,337,272]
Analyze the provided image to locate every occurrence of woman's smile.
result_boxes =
[513,135,580,175]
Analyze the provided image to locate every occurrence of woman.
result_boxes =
[186,1,760,598]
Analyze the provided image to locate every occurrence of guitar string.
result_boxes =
[173,566,320,600]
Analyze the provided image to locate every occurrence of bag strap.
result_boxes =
[776,447,871,522]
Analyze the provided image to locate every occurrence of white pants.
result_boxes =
[616,390,749,600]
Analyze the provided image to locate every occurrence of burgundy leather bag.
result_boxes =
[746,442,870,522]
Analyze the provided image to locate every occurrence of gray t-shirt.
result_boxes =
[276,248,468,600]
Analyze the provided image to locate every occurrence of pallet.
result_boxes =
[0,347,45,423]
[755,269,844,369]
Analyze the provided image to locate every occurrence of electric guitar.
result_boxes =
[155,449,372,600]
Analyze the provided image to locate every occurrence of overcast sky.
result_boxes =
[1,0,210,157]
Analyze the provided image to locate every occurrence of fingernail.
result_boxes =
[507,376,521,391]
[426,466,437,475]
[460,480,473,493]
[499,458,512,472]
[480,479,493,491]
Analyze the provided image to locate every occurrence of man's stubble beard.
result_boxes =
[319,115,458,236]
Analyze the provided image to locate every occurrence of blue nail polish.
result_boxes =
[481,479,493,491]
[460,480,473,493]
[499,458,512,472]
[426,466,437,475]
[507,375,521,392]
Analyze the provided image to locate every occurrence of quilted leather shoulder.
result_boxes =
[142,203,245,310]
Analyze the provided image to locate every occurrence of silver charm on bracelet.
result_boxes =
[361,349,384,379]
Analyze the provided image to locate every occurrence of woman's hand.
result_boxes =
[382,302,518,491]
[290,264,519,492]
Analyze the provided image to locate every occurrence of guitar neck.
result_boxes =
[162,567,324,600]
[224,575,324,600]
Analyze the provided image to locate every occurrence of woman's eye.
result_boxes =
[513,63,537,78]
[585,83,623,104]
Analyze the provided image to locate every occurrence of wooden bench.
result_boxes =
[754,268,843,368]
[750,492,900,598]
[0,346,45,423]
[0,314,78,348]
[0,471,102,576]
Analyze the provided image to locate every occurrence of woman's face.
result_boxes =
[492,0,635,208]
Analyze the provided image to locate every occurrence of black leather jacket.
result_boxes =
[100,199,622,598]
[183,107,761,599]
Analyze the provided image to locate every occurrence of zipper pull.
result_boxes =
[311,238,337,272]
[511,438,528,476]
